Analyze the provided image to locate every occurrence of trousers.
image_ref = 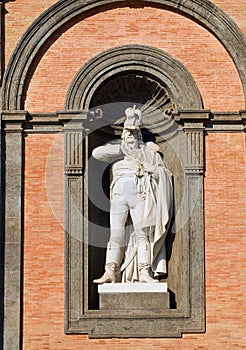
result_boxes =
[108,176,148,252]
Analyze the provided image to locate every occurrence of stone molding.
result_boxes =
[1,110,243,133]
[2,0,246,110]
[57,111,92,330]
[0,1,15,86]
[2,110,28,132]
[65,45,203,110]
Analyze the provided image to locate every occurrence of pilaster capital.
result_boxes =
[57,110,104,176]
[173,110,208,175]
[57,110,88,129]
[174,110,210,129]
[2,110,28,133]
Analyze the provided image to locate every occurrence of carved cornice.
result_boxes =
[2,110,28,132]
[2,0,246,111]
[57,110,88,124]
[174,110,211,123]
[174,110,246,132]
[208,111,246,132]
[2,110,245,134]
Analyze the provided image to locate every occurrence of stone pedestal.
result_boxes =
[98,283,169,311]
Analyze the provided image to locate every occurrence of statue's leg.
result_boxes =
[130,200,159,283]
[93,200,128,284]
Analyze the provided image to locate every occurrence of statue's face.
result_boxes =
[123,130,138,145]
[121,129,140,151]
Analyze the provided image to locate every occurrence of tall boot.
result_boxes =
[138,243,159,283]
[93,262,118,284]
[93,243,121,284]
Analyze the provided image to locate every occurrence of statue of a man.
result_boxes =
[93,107,173,283]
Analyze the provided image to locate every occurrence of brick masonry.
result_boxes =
[23,7,245,111]
[23,132,246,349]
[5,0,246,348]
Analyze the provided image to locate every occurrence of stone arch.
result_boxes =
[2,0,246,110]
[65,44,203,111]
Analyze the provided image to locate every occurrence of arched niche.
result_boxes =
[60,45,207,338]
[65,44,203,111]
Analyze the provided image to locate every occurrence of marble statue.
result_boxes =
[93,106,173,283]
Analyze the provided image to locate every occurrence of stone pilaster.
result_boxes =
[176,110,209,328]
[2,111,27,350]
[58,111,87,327]
[58,109,104,328]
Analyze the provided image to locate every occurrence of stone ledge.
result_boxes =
[98,283,169,310]
[98,282,168,293]
[100,292,170,311]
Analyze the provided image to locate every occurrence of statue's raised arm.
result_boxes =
[92,142,122,163]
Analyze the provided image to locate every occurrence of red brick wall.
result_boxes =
[23,132,246,349]
[6,1,246,65]
[14,1,245,349]
[204,133,246,349]
[5,0,57,61]
[23,7,244,112]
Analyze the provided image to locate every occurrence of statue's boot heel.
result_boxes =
[93,270,116,284]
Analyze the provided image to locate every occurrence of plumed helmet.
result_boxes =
[124,105,142,130]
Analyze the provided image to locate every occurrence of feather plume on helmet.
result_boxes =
[123,105,142,130]
[120,106,143,143]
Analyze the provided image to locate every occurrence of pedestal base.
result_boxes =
[98,283,169,310]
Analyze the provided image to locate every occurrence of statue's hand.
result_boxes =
[142,162,155,174]
[142,162,159,180]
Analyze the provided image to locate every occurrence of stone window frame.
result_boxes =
[58,45,207,338]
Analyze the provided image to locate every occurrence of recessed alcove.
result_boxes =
[87,71,181,310]
[62,45,205,337]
